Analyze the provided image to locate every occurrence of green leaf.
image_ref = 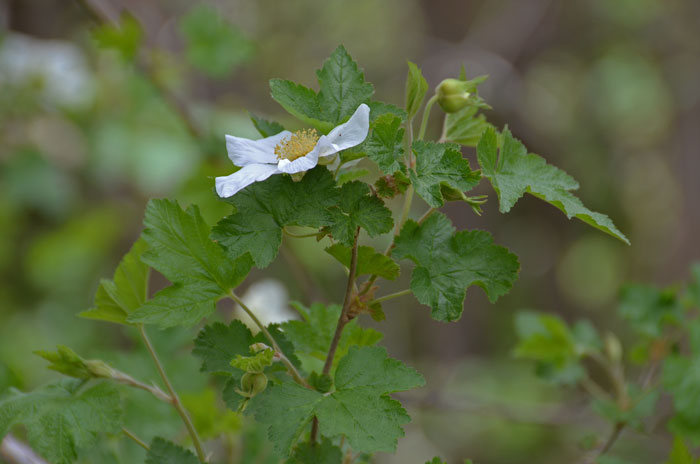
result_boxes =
[269,79,333,133]
[425,458,447,464]
[665,437,697,464]
[288,438,342,464]
[92,13,142,61]
[325,244,400,280]
[394,212,519,322]
[375,172,410,199]
[145,437,199,464]
[35,345,93,379]
[363,113,406,175]
[618,284,681,338]
[213,167,339,267]
[0,380,122,464]
[130,282,224,328]
[686,263,700,309]
[231,348,275,373]
[180,5,252,78]
[327,181,393,246]
[180,388,241,440]
[513,311,577,365]
[663,323,700,440]
[337,168,370,186]
[270,46,374,133]
[317,45,375,125]
[80,238,149,325]
[193,320,256,376]
[476,127,629,244]
[128,199,252,327]
[444,105,491,147]
[409,141,481,208]
[249,346,423,456]
[282,302,382,373]
[405,61,428,120]
[593,385,659,429]
[368,101,407,123]
[333,346,424,394]
[250,113,285,137]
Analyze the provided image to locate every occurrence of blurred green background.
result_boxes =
[1,0,698,462]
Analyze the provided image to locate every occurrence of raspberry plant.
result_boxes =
[1,46,641,464]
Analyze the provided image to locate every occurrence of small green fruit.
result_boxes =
[241,372,268,397]
[436,78,471,113]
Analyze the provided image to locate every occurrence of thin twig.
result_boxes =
[229,292,310,389]
[110,369,172,403]
[0,435,47,464]
[369,289,411,305]
[139,325,207,462]
[122,428,150,451]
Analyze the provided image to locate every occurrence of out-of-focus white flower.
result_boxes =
[0,33,95,108]
[235,279,297,332]
[215,103,370,198]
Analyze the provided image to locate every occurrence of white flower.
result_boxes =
[235,279,297,332]
[0,33,95,108]
[216,103,370,198]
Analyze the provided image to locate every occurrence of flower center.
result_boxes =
[274,129,319,161]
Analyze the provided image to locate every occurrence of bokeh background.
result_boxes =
[1,0,699,463]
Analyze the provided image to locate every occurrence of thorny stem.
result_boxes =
[229,292,310,389]
[323,227,361,376]
[139,325,207,463]
[122,428,150,451]
[312,228,361,444]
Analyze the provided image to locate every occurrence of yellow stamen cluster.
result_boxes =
[274,129,319,161]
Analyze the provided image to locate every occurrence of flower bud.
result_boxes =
[436,78,471,113]
[85,359,116,379]
[240,372,268,397]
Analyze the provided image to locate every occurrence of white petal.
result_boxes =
[276,147,321,174]
[225,130,292,166]
[215,163,280,198]
[318,103,370,157]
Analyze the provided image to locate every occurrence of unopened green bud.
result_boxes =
[85,359,115,379]
[436,78,471,113]
[240,372,268,397]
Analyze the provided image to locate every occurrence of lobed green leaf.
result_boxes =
[476,127,629,244]
[145,437,199,464]
[409,140,481,208]
[0,380,122,464]
[394,212,519,322]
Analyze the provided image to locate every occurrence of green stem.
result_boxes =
[122,428,150,451]
[229,292,310,389]
[396,185,415,234]
[369,289,411,305]
[139,325,207,463]
[417,95,439,141]
[417,207,436,225]
[283,228,320,239]
[110,369,171,403]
